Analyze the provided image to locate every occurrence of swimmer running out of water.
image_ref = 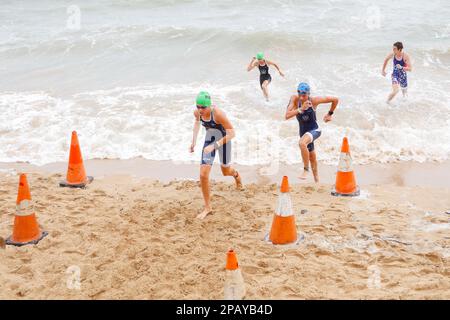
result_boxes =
[382,41,412,103]
[247,52,284,102]
[285,82,339,182]
[190,91,243,219]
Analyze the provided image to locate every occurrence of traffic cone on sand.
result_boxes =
[224,249,246,300]
[266,176,302,245]
[60,131,93,188]
[331,137,360,197]
[6,174,48,246]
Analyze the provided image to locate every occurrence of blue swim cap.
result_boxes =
[297,82,310,94]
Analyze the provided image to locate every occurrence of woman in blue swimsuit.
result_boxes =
[285,83,339,182]
[382,42,413,103]
[247,52,284,102]
[190,91,242,219]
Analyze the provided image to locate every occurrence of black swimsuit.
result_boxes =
[258,62,272,88]
[200,107,231,167]
[296,98,322,152]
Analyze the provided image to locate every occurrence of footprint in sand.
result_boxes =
[63,249,85,255]
[314,248,334,256]
[13,265,34,277]
[346,261,367,269]
[73,221,87,227]
[423,252,443,264]
[93,189,107,196]
[257,261,269,268]
[242,265,263,275]
[302,186,315,194]
[46,194,59,201]
[95,259,114,271]
[311,226,326,232]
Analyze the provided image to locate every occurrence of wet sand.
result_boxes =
[1,158,450,187]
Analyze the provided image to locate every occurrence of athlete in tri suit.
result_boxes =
[382,41,412,103]
[190,91,242,219]
[285,82,339,182]
[247,52,284,101]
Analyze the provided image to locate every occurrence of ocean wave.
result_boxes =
[1,0,449,165]
[0,84,449,166]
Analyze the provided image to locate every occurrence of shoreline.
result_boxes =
[1,159,450,188]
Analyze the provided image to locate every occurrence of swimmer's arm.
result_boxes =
[313,96,338,123]
[285,96,299,120]
[313,96,338,108]
[247,58,258,72]
[214,109,235,147]
[267,60,284,76]
[403,53,412,71]
[191,110,201,146]
[382,53,394,75]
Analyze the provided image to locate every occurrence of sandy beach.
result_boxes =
[0,160,449,299]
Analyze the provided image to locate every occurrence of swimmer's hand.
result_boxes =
[203,144,215,154]
[189,143,195,153]
[323,114,332,123]
[301,101,312,111]
[381,70,387,77]
[279,71,285,77]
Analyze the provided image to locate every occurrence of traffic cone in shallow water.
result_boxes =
[331,137,360,197]
[266,176,302,245]
[224,249,246,300]
[6,174,48,246]
[60,131,93,188]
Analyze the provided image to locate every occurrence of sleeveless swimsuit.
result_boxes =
[200,107,231,166]
[296,97,322,152]
[391,54,408,88]
[258,62,272,88]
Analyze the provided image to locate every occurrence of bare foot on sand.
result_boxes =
[196,208,212,219]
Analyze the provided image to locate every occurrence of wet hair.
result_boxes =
[393,42,403,51]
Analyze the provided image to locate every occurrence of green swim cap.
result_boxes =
[256,52,264,60]
[196,91,211,107]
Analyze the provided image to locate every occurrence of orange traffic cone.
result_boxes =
[224,249,246,300]
[60,131,93,188]
[6,174,48,246]
[331,137,360,197]
[266,176,302,245]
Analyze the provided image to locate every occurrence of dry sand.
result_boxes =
[0,161,449,299]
